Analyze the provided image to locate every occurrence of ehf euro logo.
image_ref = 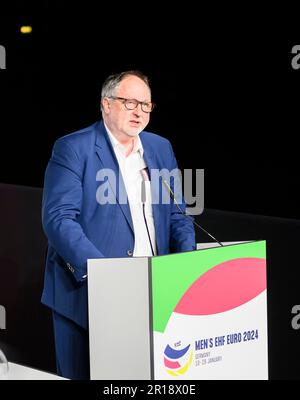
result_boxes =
[163,342,193,376]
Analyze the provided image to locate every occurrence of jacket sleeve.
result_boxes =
[42,138,104,282]
[167,141,197,253]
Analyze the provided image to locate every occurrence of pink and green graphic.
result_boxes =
[152,241,266,333]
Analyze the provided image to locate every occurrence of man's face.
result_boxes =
[102,75,151,139]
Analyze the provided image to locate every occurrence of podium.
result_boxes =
[88,241,268,380]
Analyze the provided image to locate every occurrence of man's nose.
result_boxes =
[133,103,143,115]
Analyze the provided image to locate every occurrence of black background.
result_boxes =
[1,2,300,219]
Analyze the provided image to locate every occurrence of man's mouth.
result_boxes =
[129,120,140,126]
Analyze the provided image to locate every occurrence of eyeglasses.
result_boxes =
[108,96,155,113]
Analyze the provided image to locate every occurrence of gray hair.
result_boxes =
[101,70,151,99]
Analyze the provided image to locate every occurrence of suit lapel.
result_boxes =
[95,122,134,233]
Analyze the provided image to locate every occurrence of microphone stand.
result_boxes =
[163,179,224,247]
[141,179,155,256]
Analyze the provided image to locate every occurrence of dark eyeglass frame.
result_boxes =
[108,96,155,113]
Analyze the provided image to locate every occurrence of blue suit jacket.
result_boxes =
[41,120,196,329]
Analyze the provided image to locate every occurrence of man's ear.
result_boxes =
[101,97,111,114]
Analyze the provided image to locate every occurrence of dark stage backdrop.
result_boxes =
[0,6,300,220]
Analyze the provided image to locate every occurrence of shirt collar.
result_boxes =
[104,122,144,157]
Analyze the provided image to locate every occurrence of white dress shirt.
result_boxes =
[105,125,157,257]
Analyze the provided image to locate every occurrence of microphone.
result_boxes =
[141,169,155,256]
[162,179,224,247]
[141,177,147,203]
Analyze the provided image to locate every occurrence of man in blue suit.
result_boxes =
[41,70,196,380]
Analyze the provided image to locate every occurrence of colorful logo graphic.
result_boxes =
[163,343,193,376]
